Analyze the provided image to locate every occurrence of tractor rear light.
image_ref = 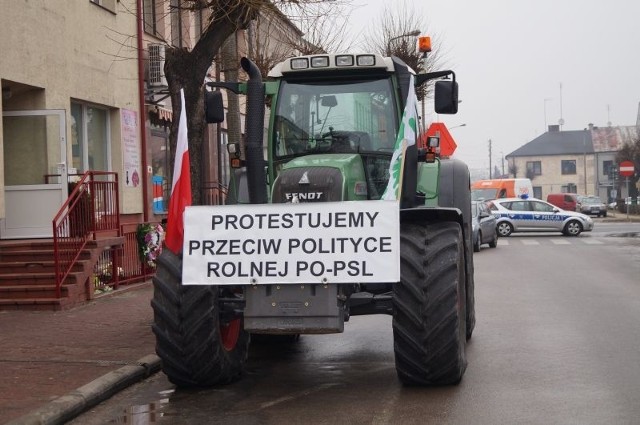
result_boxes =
[418,36,432,53]
[356,55,375,66]
[290,58,309,70]
[311,56,330,68]
[227,142,239,156]
[335,55,354,66]
[427,136,440,148]
[230,158,243,168]
[425,151,437,163]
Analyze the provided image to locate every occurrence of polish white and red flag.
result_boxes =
[165,88,192,254]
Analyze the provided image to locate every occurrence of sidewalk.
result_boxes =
[601,209,640,222]
[0,283,160,424]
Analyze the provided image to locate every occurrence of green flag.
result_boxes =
[382,75,418,201]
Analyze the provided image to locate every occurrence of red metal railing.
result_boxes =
[91,223,157,293]
[53,171,120,297]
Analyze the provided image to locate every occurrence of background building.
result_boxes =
[1,0,141,239]
[505,123,638,202]
[0,0,306,239]
[0,0,307,308]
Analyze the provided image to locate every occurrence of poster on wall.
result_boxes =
[121,109,141,187]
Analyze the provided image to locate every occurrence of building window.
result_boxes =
[194,8,205,41]
[603,159,616,181]
[143,0,158,36]
[533,186,542,199]
[71,102,111,173]
[219,130,230,186]
[562,183,577,193]
[526,161,542,175]
[90,0,117,14]
[170,0,184,48]
[561,160,576,175]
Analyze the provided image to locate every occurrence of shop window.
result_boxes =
[150,127,170,213]
[71,102,110,174]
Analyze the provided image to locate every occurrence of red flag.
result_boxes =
[165,89,192,254]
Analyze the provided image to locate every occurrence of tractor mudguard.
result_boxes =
[399,206,464,227]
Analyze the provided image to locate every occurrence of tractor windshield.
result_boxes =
[273,78,398,158]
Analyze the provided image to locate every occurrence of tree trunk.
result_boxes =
[161,2,257,206]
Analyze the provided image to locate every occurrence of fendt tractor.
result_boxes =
[151,40,475,388]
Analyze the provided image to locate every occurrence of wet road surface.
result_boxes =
[72,229,640,424]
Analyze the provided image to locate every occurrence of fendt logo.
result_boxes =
[285,192,323,202]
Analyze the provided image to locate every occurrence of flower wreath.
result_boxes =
[136,223,165,267]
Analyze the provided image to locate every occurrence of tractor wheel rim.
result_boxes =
[220,318,241,351]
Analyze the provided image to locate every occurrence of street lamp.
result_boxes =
[386,30,421,55]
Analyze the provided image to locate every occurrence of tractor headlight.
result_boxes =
[356,55,375,66]
[335,55,354,66]
[311,56,330,68]
[290,58,309,70]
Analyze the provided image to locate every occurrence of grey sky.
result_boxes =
[348,0,640,171]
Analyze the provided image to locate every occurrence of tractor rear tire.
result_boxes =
[393,222,467,386]
[151,250,250,388]
[438,159,475,340]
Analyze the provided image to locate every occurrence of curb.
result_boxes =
[6,355,161,425]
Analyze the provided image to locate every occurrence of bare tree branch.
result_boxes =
[363,0,448,103]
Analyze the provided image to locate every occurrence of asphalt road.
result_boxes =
[72,223,640,425]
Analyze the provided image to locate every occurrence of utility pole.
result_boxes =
[559,82,564,130]
[583,132,588,194]
[488,139,492,179]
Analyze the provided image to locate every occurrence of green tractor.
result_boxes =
[151,51,475,387]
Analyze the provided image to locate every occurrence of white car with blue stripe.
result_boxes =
[487,197,594,237]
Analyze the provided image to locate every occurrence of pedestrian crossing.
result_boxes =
[497,237,605,246]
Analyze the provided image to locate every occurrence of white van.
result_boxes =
[471,178,533,201]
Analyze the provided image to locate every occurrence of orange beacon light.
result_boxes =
[418,36,432,53]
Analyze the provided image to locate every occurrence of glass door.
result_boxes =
[2,110,67,239]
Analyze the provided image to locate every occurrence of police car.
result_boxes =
[487,197,594,237]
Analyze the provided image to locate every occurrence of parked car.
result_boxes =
[577,196,607,217]
[487,197,594,237]
[546,193,580,211]
[471,200,498,252]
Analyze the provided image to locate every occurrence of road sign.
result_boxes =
[619,160,635,177]
[422,122,457,157]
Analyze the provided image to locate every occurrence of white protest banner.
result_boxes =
[182,200,400,285]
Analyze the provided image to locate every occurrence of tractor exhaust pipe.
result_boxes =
[241,57,268,204]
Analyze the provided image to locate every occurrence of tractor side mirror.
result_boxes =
[434,80,458,114]
[205,90,225,123]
